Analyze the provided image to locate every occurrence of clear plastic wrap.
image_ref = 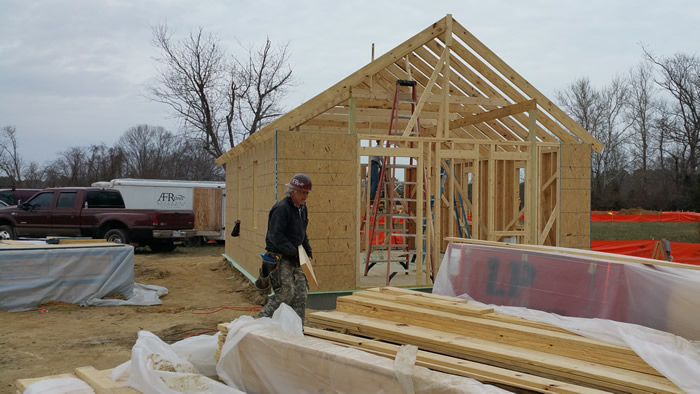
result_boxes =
[433,242,700,393]
[112,331,242,394]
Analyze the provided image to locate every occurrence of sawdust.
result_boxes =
[0,244,260,393]
[148,353,198,374]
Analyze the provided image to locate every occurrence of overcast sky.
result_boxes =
[1,0,699,165]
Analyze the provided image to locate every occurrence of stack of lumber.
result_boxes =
[216,318,498,393]
[306,287,682,393]
[15,366,138,393]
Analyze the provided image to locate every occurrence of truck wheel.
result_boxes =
[183,236,203,247]
[0,225,16,240]
[104,228,129,244]
[149,240,176,253]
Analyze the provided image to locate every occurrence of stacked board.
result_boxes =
[306,287,682,393]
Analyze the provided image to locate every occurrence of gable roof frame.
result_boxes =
[217,14,602,165]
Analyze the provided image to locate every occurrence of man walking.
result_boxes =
[257,173,313,321]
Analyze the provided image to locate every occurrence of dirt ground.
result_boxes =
[0,244,265,393]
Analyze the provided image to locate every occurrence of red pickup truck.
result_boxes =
[0,187,195,252]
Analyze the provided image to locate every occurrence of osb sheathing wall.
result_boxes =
[560,143,592,249]
[225,130,358,291]
[225,137,277,277]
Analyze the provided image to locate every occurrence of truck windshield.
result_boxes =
[86,191,125,208]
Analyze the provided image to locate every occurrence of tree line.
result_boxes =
[557,50,700,211]
[1,24,698,211]
[0,124,224,188]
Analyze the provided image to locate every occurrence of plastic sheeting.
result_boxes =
[433,242,700,393]
[217,304,507,394]
[592,240,700,266]
[110,306,506,393]
[112,331,241,394]
[433,243,700,340]
[24,377,96,394]
[0,243,137,311]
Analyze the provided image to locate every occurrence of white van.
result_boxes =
[92,178,226,246]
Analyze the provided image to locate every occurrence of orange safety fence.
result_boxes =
[360,216,406,246]
[591,240,700,266]
[591,211,700,222]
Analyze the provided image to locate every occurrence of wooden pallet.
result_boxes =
[307,287,682,393]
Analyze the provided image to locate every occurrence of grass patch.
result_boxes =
[591,222,700,243]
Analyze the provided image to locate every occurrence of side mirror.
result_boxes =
[17,200,23,209]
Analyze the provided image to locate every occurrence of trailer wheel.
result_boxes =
[149,240,176,253]
[104,228,129,244]
[0,225,16,240]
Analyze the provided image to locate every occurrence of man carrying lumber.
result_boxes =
[256,173,313,321]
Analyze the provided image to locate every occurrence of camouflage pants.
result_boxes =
[257,258,308,321]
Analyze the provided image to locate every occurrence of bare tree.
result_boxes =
[598,76,631,177]
[643,50,700,210]
[148,24,294,160]
[557,77,631,208]
[0,125,24,186]
[626,61,660,179]
[83,143,126,183]
[21,162,44,188]
[44,147,89,186]
[117,124,181,179]
[175,141,225,180]
[237,38,294,135]
[645,51,700,179]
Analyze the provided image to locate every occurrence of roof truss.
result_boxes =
[218,14,602,164]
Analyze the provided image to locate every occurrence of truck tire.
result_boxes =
[0,225,16,240]
[183,236,203,247]
[149,240,176,253]
[104,228,129,244]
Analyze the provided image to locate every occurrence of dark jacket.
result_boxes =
[265,196,312,261]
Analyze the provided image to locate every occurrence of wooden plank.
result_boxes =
[367,285,463,303]
[304,327,610,394]
[449,100,536,131]
[299,245,318,290]
[528,108,538,244]
[48,237,112,245]
[74,366,139,393]
[361,288,581,334]
[335,295,659,376]
[352,89,509,106]
[193,188,223,232]
[308,311,680,393]
[403,47,449,137]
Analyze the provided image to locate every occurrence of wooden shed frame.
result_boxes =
[217,15,601,291]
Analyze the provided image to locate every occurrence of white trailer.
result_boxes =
[92,178,226,246]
